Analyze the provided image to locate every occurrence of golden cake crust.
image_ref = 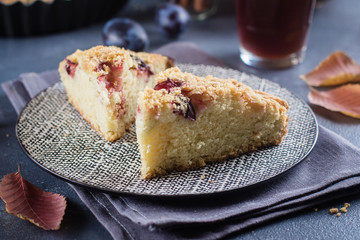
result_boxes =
[139,67,289,117]
[62,45,172,78]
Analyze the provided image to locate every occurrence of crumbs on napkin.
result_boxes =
[329,208,339,214]
[340,207,347,213]
[329,203,351,217]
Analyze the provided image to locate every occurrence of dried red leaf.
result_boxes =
[0,165,66,230]
[301,51,360,86]
[308,84,360,119]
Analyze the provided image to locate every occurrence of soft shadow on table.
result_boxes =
[61,200,89,231]
[310,105,360,125]
[57,196,111,239]
[0,95,17,127]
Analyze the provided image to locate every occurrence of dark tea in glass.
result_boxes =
[236,0,315,68]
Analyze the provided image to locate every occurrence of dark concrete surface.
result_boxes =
[0,0,359,239]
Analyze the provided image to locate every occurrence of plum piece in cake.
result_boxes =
[58,46,174,141]
[136,67,289,179]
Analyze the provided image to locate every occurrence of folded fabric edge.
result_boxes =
[1,79,31,115]
[97,174,360,229]
[219,181,360,240]
[69,184,175,240]
[69,177,360,240]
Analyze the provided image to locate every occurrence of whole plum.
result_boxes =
[102,18,149,52]
[156,3,190,39]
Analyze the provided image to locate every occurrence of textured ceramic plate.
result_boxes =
[16,64,318,196]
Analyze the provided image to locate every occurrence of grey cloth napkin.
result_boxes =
[3,42,360,240]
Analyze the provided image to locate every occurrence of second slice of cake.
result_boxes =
[59,46,173,141]
[136,67,289,179]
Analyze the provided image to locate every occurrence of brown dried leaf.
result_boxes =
[301,51,360,86]
[0,165,66,230]
[308,84,360,119]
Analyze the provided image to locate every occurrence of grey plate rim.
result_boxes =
[15,65,319,197]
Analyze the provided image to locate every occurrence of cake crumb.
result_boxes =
[200,175,205,179]
[5,134,10,138]
[340,207,347,213]
[329,208,339,214]
[63,134,68,137]
[210,180,214,183]
[314,208,318,212]
[329,203,350,216]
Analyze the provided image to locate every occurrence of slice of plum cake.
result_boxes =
[59,46,174,141]
[136,67,289,179]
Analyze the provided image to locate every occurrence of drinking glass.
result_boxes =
[236,0,316,68]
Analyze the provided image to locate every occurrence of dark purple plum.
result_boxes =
[172,99,196,121]
[102,18,149,52]
[156,3,190,39]
[131,55,154,75]
[154,78,183,92]
[184,100,196,121]
[154,78,195,120]
[65,59,77,77]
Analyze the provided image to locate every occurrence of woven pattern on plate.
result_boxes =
[16,64,317,196]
